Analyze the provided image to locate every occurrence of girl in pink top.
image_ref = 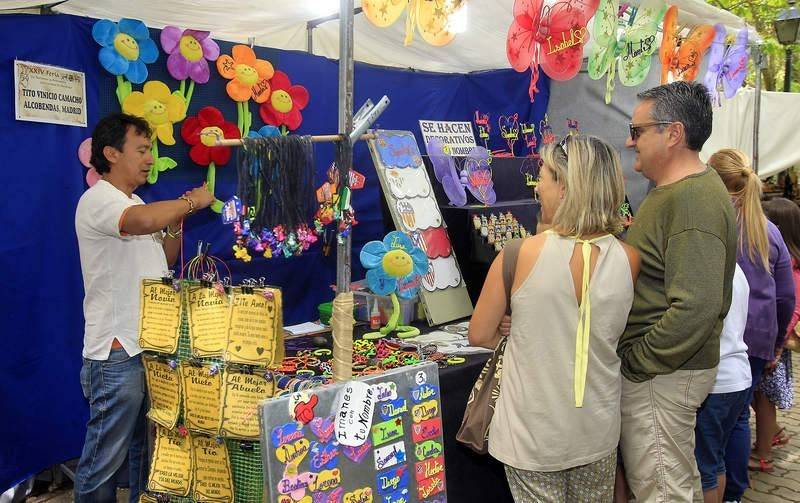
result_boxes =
[755,197,800,469]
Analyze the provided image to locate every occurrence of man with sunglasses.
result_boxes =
[616,81,737,502]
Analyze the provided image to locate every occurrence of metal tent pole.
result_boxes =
[336,0,354,295]
[336,0,355,294]
[332,0,355,382]
[753,43,763,175]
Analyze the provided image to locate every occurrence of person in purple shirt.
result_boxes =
[754,198,800,467]
[708,149,795,502]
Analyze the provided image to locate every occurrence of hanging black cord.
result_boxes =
[236,136,315,234]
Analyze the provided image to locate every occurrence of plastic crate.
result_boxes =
[353,290,421,326]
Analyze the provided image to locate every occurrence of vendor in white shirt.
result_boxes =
[74,113,214,503]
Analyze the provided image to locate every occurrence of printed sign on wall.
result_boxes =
[14,60,87,127]
[419,120,476,156]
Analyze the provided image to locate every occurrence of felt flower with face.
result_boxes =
[92,18,158,84]
[243,125,281,175]
[160,27,220,84]
[122,81,187,145]
[259,71,310,131]
[180,106,240,166]
[247,124,281,139]
[78,138,101,187]
[360,231,429,299]
[216,45,274,103]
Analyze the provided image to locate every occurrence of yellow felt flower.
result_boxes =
[122,81,186,145]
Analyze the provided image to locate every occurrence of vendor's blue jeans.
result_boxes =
[74,348,148,503]
[723,356,768,502]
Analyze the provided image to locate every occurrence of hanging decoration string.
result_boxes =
[234,135,318,259]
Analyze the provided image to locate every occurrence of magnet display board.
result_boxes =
[259,362,447,503]
[367,130,473,325]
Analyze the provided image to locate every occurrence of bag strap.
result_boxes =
[502,239,525,315]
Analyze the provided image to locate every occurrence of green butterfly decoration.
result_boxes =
[588,0,666,104]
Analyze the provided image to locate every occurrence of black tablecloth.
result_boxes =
[293,325,513,501]
[438,353,514,502]
[325,324,514,502]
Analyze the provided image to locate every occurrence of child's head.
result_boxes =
[763,197,800,265]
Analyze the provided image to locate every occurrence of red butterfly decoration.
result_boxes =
[507,0,600,102]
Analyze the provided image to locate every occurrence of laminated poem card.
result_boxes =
[219,368,275,439]
[143,356,182,429]
[147,425,193,497]
[185,284,230,357]
[180,362,222,434]
[224,287,283,366]
[191,435,235,503]
[139,279,181,353]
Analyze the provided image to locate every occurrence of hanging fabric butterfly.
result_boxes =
[659,5,716,84]
[703,24,749,105]
[361,0,464,46]
[428,138,496,207]
[359,231,430,339]
[588,0,665,103]
[507,0,600,102]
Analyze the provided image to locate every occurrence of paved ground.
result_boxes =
[743,353,800,502]
[20,352,800,502]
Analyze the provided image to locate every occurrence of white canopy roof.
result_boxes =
[5,0,756,73]
[702,88,800,179]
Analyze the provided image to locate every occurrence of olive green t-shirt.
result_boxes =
[618,167,737,382]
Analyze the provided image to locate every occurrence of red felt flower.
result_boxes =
[258,71,309,131]
[180,106,240,166]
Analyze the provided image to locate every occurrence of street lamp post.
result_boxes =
[774,0,800,91]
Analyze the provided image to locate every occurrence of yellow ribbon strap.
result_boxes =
[544,230,607,407]
[574,239,593,408]
[573,235,612,407]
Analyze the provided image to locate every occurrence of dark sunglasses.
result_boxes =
[628,121,672,141]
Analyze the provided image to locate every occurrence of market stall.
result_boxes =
[1,0,756,499]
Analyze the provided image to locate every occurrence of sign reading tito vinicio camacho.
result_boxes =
[14,60,87,127]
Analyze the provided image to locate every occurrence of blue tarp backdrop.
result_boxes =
[0,13,549,489]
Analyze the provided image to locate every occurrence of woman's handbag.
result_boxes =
[456,239,524,454]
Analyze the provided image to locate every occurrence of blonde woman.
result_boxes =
[469,135,640,502]
[707,149,795,501]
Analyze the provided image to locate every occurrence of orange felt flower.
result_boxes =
[216,45,274,103]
